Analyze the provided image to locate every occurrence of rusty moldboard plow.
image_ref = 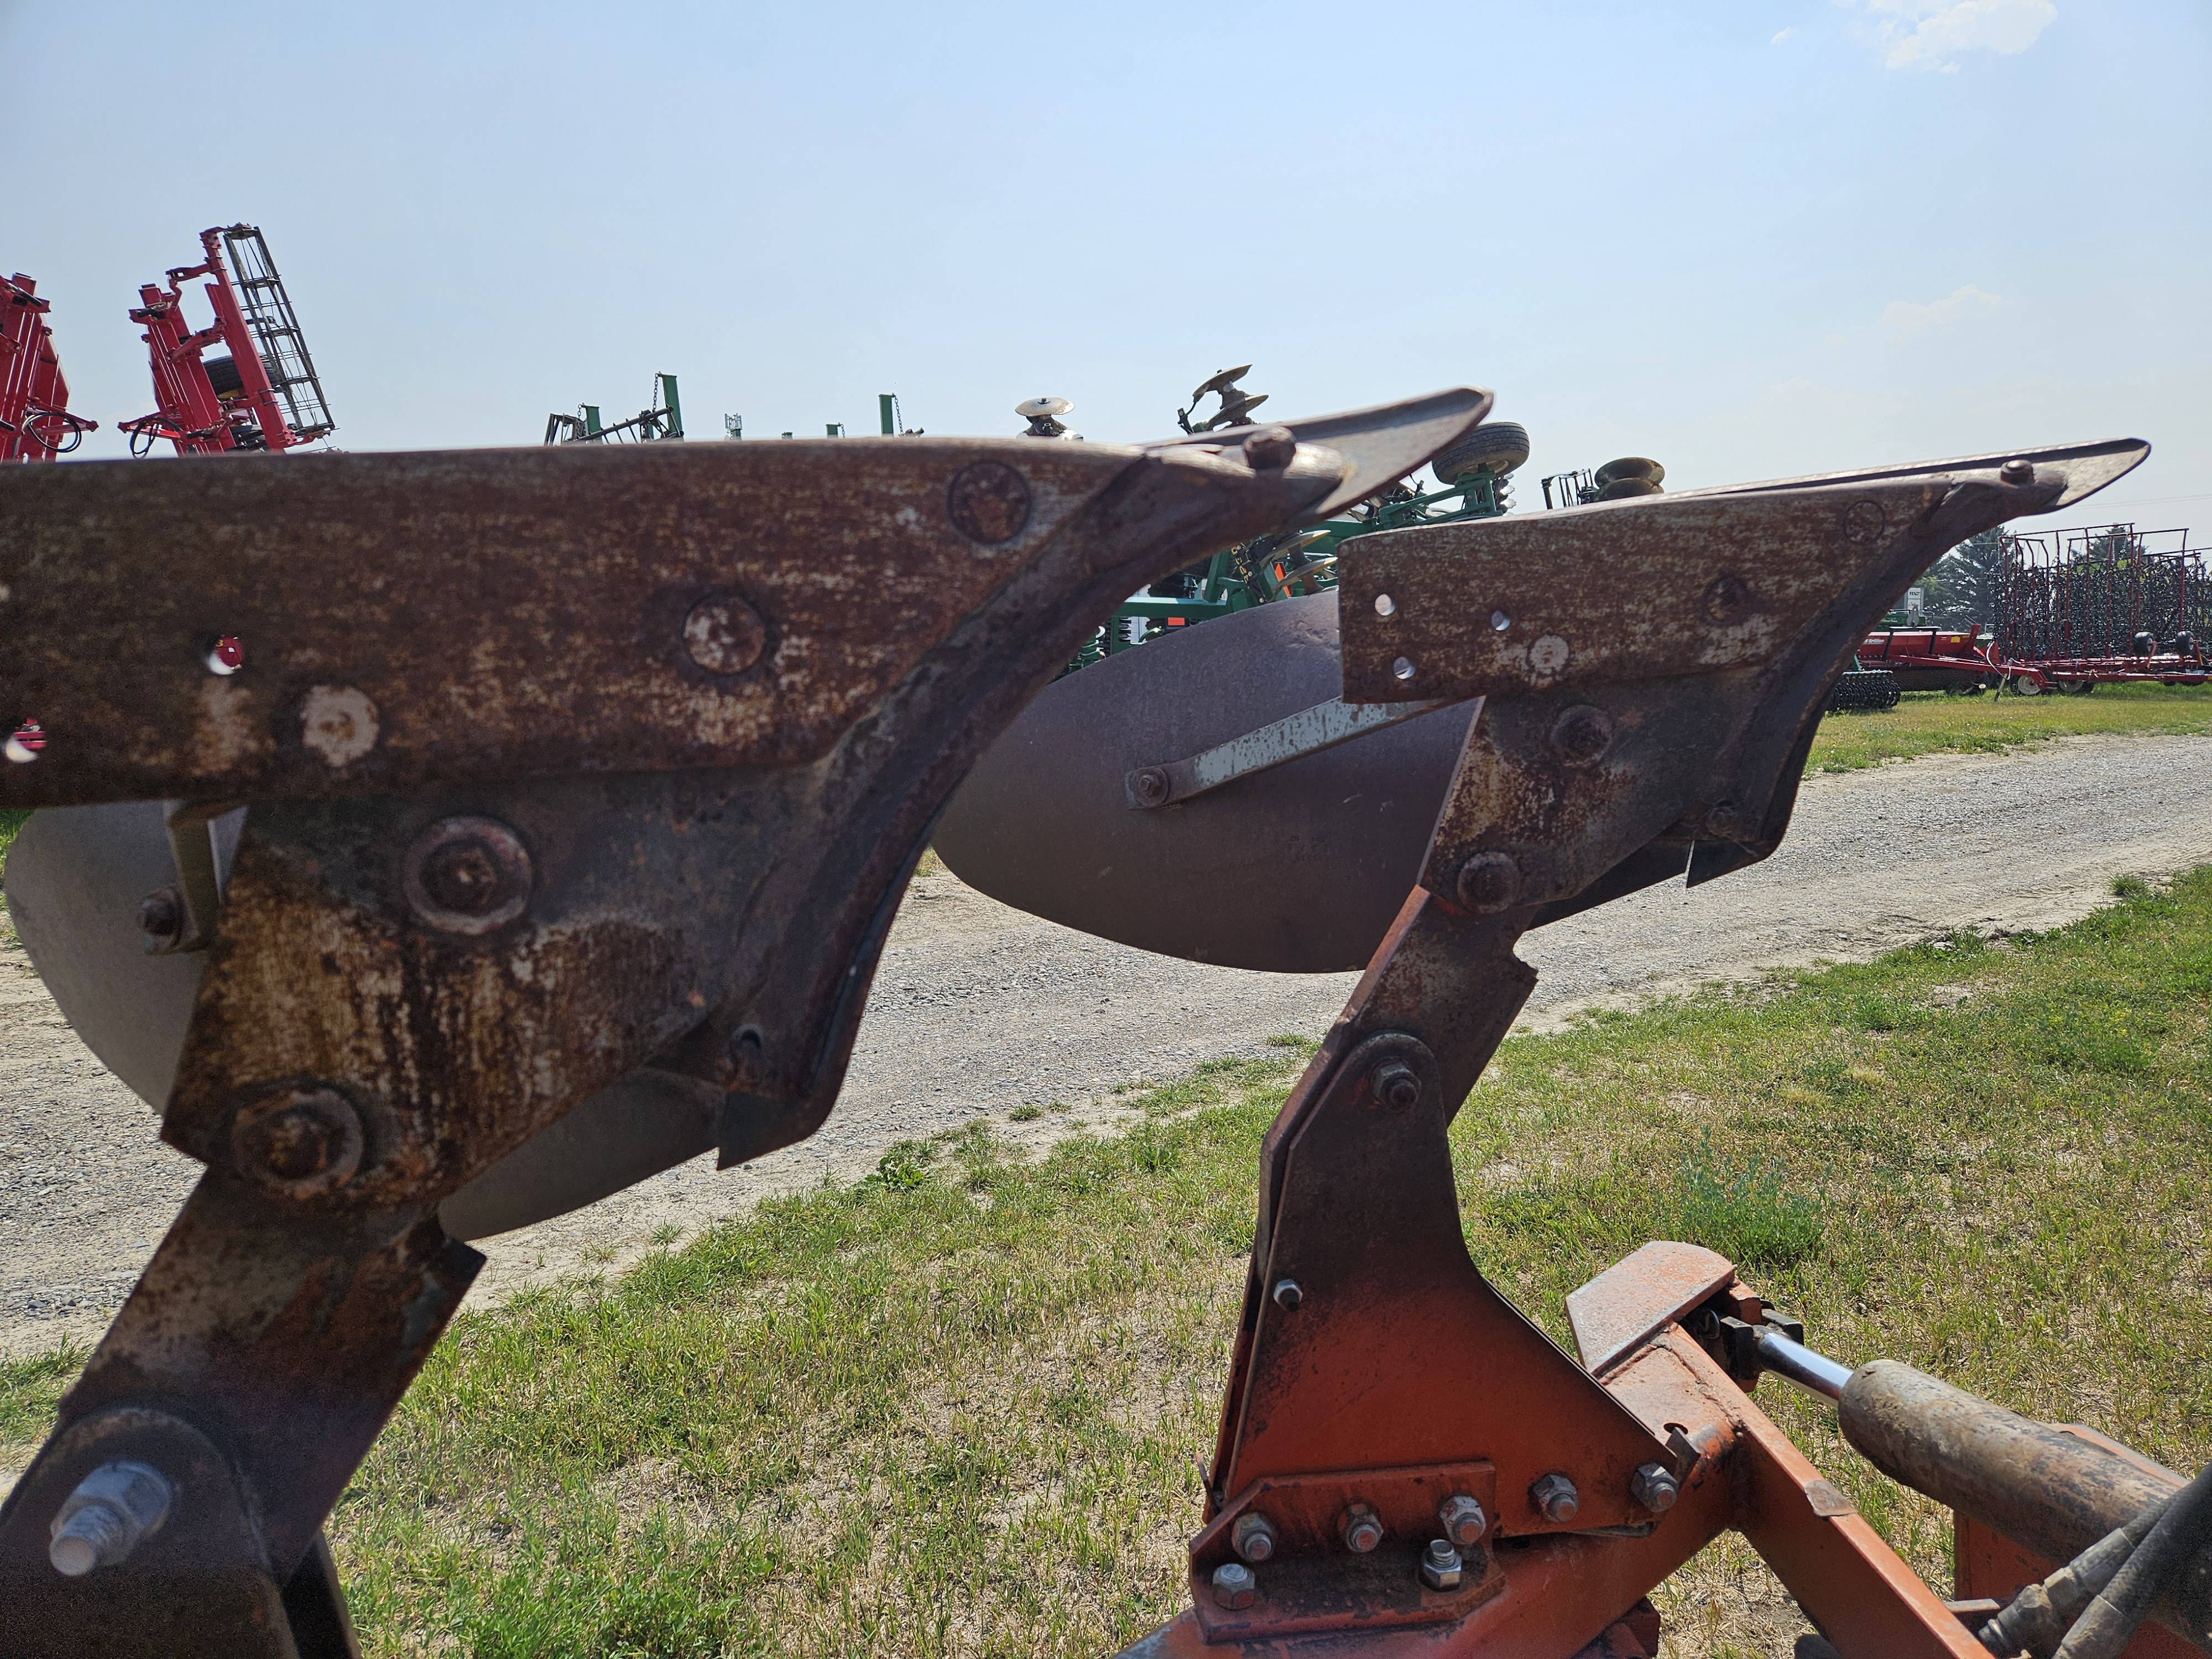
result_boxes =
[0,399,2199,1658]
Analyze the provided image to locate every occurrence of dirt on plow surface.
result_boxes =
[4,729,2211,1359]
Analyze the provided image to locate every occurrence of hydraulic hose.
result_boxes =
[2053,1460,2212,1659]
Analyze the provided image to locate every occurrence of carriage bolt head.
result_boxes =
[1420,1537,1465,1590]
[1241,426,1297,471]
[1368,1059,1421,1110]
[1211,1559,1258,1609]
[1530,1473,1580,1524]
[1232,1511,1277,1563]
[1999,457,2035,485]
[1438,1493,1487,1547]
[1630,1462,1681,1513]
[1340,1502,1384,1553]
[48,1460,173,1577]
[1455,851,1520,914]
[1271,1278,1303,1311]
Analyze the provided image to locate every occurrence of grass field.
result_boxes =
[8,868,2201,1656]
[1806,682,2212,774]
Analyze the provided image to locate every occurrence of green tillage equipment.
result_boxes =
[1063,466,1513,672]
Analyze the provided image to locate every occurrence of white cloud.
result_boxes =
[1772,27,1798,43]
[1844,0,2056,72]
[1881,285,2004,335]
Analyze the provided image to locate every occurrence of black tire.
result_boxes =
[1595,476,1663,501]
[202,354,243,395]
[1595,456,1665,488]
[1433,420,1531,484]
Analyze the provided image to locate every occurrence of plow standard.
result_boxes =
[0,397,2201,1658]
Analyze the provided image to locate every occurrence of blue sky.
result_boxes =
[4,1,2205,536]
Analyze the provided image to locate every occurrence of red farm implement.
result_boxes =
[1989,523,2209,693]
[1857,626,1997,692]
[118,226,333,457]
[1,274,96,462]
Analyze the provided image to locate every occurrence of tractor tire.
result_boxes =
[202,354,243,395]
[1595,456,1665,488]
[1432,420,1531,484]
[1596,476,1664,501]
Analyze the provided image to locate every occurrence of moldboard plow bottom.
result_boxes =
[0,411,2200,1659]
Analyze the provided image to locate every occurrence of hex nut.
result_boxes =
[1340,1502,1384,1554]
[1271,1278,1303,1311]
[1131,766,1171,806]
[1420,1537,1465,1591]
[137,888,185,952]
[1232,1511,1277,1563]
[1211,1559,1258,1610]
[1438,1493,1487,1547]
[1368,1059,1421,1110]
[1630,1462,1681,1513]
[48,1460,173,1577]
[1530,1472,1580,1524]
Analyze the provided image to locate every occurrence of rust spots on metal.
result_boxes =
[680,591,768,676]
[1550,703,1614,766]
[945,460,1032,544]
[1454,851,1521,914]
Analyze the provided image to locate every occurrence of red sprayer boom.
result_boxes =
[118,225,333,457]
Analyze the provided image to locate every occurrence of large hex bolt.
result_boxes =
[1340,1501,1384,1554]
[1630,1462,1681,1513]
[1438,1493,1487,1548]
[48,1460,173,1577]
[403,816,534,936]
[1232,1511,1278,1563]
[1419,1537,1465,1591]
[137,888,185,953]
[1529,1472,1580,1524]
[1368,1059,1421,1110]
[1211,1560,1258,1610]
[231,1086,366,1199]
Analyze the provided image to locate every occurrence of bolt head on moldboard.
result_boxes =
[1233,1511,1278,1563]
[1630,1462,1681,1513]
[1999,457,2036,484]
[46,1459,173,1577]
[1703,801,1743,841]
[1438,1493,1488,1547]
[137,887,184,952]
[681,592,768,676]
[1368,1058,1422,1110]
[1271,1278,1303,1311]
[1420,1537,1465,1591]
[1530,1472,1580,1524]
[403,816,533,935]
[1211,1560,1258,1609]
[1550,704,1614,766]
[1242,425,1298,471]
[231,1086,365,1198]
[1455,851,1521,914]
[1340,1502,1384,1553]
[1131,766,1170,806]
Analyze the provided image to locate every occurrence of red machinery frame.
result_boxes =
[2,274,96,462]
[117,228,311,456]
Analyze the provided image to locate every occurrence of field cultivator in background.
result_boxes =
[118,226,335,457]
[544,373,685,445]
[1,274,96,462]
[1992,522,2208,693]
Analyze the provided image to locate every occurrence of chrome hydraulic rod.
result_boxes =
[1754,1326,1853,1400]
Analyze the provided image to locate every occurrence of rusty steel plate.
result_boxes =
[1337,441,2148,705]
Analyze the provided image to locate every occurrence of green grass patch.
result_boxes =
[4,880,2208,1655]
[1807,682,2212,773]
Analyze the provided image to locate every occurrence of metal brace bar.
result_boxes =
[1124,696,1451,808]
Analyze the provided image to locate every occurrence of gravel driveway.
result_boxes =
[4,731,2209,1358]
